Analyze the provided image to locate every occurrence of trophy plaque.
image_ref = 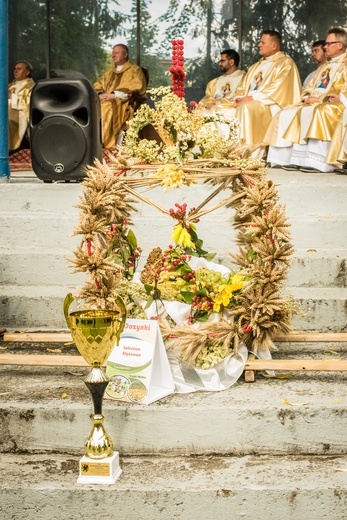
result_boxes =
[64,293,126,484]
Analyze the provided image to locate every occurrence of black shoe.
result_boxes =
[281,164,300,171]
[300,167,321,173]
[335,169,347,175]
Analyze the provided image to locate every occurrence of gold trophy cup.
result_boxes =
[64,293,126,484]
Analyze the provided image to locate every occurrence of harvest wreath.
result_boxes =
[68,88,295,381]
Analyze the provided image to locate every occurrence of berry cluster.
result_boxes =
[187,294,214,325]
[169,203,199,228]
[169,39,185,98]
[162,245,187,263]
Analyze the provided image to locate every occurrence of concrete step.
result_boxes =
[1,248,346,289]
[288,216,347,249]
[286,249,347,288]
[1,284,346,330]
[273,341,347,354]
[1,452,347,520]
[4,153,347,520]
[1,344,347,456]
[289,286,347,332]
[0,251,86,286]
[1,170,347,254]
[0,214,79,251]
[4,168,347,215]
[268,168,347,215]
[0,181,81,213]
[1,169,346,331]
[0,285,78,329]
[1,209,347,252]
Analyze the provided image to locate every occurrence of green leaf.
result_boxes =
[122,250,131,263]
[247,249,257,262]
[194,311,210,322]
[144,296,154,310]
[126,229,138,250]
[144,283,154,295]
[189,227,198,241]
[186,236,216,259]
[144,284,161,300]
[176,263,192,275]
[180,291,195,304]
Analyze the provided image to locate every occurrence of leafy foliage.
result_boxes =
[9,0,128,81]
[9,0,347,94]
[125,0,171,88]
[159,0,347,86]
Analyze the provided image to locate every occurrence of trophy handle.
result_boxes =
[115,296,127,345]
[63,292,75,326]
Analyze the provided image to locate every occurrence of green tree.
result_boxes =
[231,0,347,78]
[158,0,219,87]
[8,0,128,82]
[9,0,347,88]
[126,0,170,88]
[159,0,347,86]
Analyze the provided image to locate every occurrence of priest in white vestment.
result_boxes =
[198,49,245,138]
[266,28,347,172]
[302,40,327,88]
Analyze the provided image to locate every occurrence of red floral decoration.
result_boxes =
[169,39,185,98]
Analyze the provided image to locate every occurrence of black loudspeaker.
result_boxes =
[30,77,102,181]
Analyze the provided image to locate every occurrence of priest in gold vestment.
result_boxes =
[8,61,35,152]
[266,28,347,172]
[326,89,347,170]
[232,30,301,156]
[94,44,147,149]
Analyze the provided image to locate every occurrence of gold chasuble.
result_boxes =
[94,61,147,149]
[326,88,347,167]
[8,77,35,151]
[282,53,347,144]
[234,52,301,146]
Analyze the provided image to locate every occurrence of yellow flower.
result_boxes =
[171,223,196,249]
[155,164,197,192]
[229,273,245,292]
[212,274,244,312]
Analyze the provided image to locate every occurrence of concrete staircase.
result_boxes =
[1,338,347,519]
[1,168,346,332]
[0,168,347,519]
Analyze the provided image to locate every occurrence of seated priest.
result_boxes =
[326,88,347,173]
[198,49,245,138]
[8,60,35,153]
[266,28,347,172]
[94,44,147,149]
[232,30,301,158]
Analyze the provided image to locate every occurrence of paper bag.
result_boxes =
[105,318,175,404]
